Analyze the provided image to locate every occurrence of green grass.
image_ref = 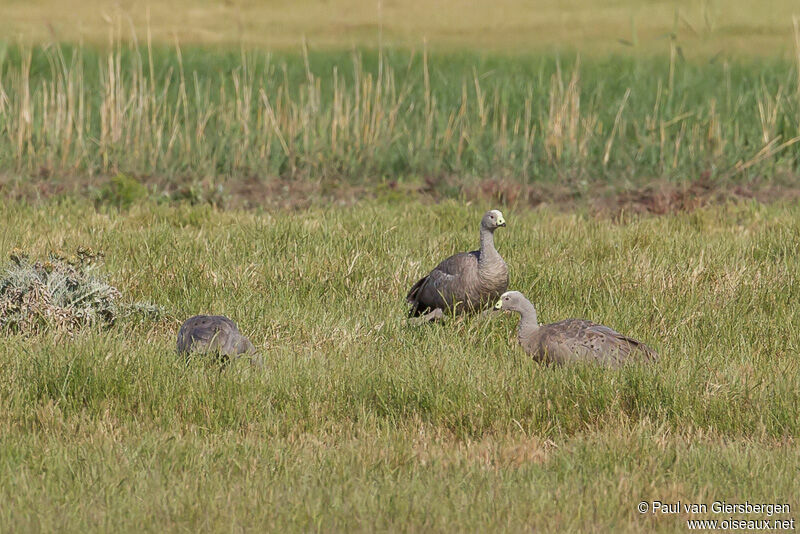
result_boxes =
[2,5,800,530]
[2,42,800,190]
[0,198,798,531]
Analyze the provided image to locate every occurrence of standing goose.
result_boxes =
[177,315,263,367]
[407,210,508,320]
[494,291,658,366]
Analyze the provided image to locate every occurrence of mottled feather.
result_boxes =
[496,291,658,367]
[525,319,659,366]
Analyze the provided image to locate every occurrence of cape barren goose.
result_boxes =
[494,291,658,366]
[177,315,263,367]
[407,209,508,320]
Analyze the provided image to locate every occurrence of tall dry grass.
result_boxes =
[1,26,800,183]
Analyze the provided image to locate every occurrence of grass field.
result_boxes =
[1,1,800,532]
[0,199,798,531]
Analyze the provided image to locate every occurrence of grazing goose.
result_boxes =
[177,315,263,367]
[494,291,658,366]
[406,210,508,320]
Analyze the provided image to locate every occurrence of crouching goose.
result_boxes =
[494,291,658,366]
[177,315,263,367]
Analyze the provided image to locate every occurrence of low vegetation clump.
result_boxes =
[0,247,161,334]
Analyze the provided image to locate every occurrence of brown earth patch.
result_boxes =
[2,171,800,214]
[463,175,800,216]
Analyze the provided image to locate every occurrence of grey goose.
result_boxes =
[494,291,658,366]
[407,210,509,320]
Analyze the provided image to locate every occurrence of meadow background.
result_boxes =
[1,1,799,531]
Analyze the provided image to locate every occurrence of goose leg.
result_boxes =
[425,308,445,321]
[409,308,444,324]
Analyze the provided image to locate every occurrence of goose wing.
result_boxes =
[406,252,479,316]
[536,320,657,365]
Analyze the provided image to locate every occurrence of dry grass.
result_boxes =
[2,34,800,185]
[1,0,799,56]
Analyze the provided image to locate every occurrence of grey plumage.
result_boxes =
[407,210,509,319]
[494,291,658,366]
[176,315,262,367]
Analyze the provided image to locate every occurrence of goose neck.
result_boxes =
[516,303,539,337]
[479,227,499,265]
